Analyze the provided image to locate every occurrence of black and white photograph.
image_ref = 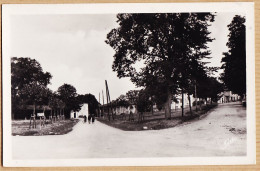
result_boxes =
[2,3,255,167]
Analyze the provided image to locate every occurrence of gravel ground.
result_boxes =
[12,119,79,136]
[12,102,246,159]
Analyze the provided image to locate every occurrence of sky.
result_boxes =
[9,13,242,101]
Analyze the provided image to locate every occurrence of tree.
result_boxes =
[221,15,246,96]
[11,57,52,119]
[114,94,129,108]
[197,76,223,106]
[207,77,224,103]
[125,90,140,110]
[77,93,99,115]
[57,84,81,118]
[49,92,65,117]
[126,90,139,104]
[136,89,152,122]
[106,13,215,119]
[18,82,52,116]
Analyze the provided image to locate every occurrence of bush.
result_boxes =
[192,100,205,106]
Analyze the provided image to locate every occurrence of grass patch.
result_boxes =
[12,119,79,136]
[98,103,217,131]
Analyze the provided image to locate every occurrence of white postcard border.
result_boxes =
[2,2,255,167]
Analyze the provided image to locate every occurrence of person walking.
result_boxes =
[84,115,87,123]
[91,113,95,124]
[88,114,91,124]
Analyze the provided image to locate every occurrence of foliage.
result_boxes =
[221,15,246,96]
[57,84,81,117]
[11,57,52,90]
[126,90,139,104]
[49,91,65,112]
[196,76,223,101]
[192,100,205,106]
[11,57,52,118]
[114,94,129,108]
[136,89,153,113]
[106,13,215,118]
[77,93,99,114]
[18,82,52,108]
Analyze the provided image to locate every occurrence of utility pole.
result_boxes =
[105,81,110,121]
[105,80,114,121]
[102,90,104,117]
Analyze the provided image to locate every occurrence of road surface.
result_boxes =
[12,102,246,159]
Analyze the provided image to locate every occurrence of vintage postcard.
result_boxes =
[2,2,255,167]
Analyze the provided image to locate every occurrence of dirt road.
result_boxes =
[12,102,246,159]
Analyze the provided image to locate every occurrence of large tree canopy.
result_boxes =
[11,57,52,119]
[106,13,215,118]
[78,93,99,114]
[57,83,81,118]
[196,76,223,102]
[11,57,52,90]
[221,15,246,96]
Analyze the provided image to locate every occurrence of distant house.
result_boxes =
[110,93,197,115]
[70,103,89,118]
[113,104,137,115]
[171,94,196,110]
[218,91,241,103]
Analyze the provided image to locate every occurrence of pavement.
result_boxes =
[12,102,246,159]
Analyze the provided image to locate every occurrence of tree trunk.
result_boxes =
[182,89,184,117]
[33,103,36,116]
[188,95,192,115]
[199,98,202,110]
[138,112,144,122]
[151,103,154,115]
[164,90,172,119]
[195,82,198,112]
[33,103,36,128]
[12,110,15,120]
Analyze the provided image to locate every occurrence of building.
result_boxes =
[113,104,137,115]
[171,94,196,110]
[218,91,241,103]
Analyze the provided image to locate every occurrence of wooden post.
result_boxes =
[40,116,42,130]
[105,80,114,120]
[29,114,33,129]
[182,89,184,117]
[60,109,62,121]
[102,90,104,117]
[188,95,192,115]
[50,109,53,123]
[54,110,56,123]
[195,80,198,112]
[33,104,36,128]
[105,80,110,121]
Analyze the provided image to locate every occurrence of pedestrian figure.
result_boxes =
[84,115,87,123]
[88,114,91,124]
[92,114,95,124]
